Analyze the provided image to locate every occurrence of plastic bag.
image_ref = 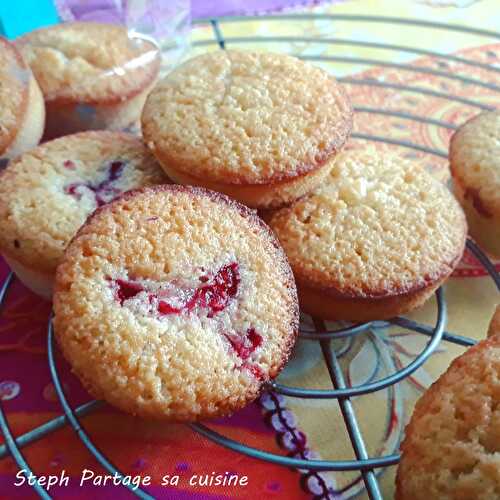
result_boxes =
[13,0,191,138]
[55,0,191,73]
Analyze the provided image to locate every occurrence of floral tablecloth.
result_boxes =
[1,0,499,499]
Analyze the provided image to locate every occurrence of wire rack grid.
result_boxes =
[1,13,500,500]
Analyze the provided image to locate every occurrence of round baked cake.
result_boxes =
[16,22,160,139]
[142,50,352,209]
[488,305,500,338]
[450,110,500,257]
[53,185,299,421]
[0,36,44,162]
[396,336,500,499]
[268,147,467,321]
[0,131,168,299]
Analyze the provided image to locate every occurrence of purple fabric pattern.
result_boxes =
[55,0,127,23]
[191,0,328,18]
[56,0,191,40]
[56,0,328,23]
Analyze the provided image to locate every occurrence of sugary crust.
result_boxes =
[268,148,467,303]
[0,37,31,155]
[449,110,500,218]
[488,305,500,338]
[142,50,352,186]
[53,185,299,421]
[0,131,167,275]
[396,337,500,500]
[16,22,160,105]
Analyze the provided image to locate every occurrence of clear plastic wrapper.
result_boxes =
[55,0,191,73]
[14,0,191,137]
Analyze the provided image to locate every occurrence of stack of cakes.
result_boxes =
[140,50,468,322]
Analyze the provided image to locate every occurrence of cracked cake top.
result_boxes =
[142,50,352,185]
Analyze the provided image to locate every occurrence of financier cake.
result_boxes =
[0,131,168,299]
[396,336,500,499]
[16,22,160,139]
[0,36,44,163]
[142,50,352,209]
[268,148,467,321]
[53,185,299,421]
[450,110,500,257]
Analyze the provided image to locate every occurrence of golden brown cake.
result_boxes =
[142,50,352,209]
[450,110,500,258]
[53,185,299,421]
[396,336,500,500]
[488,304,500,338]
[0,36,44,162]
[16,22,160,139]
[0,131,167,299]
[268,147,467,321]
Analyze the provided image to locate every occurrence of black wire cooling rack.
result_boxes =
[1,13,500,500]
